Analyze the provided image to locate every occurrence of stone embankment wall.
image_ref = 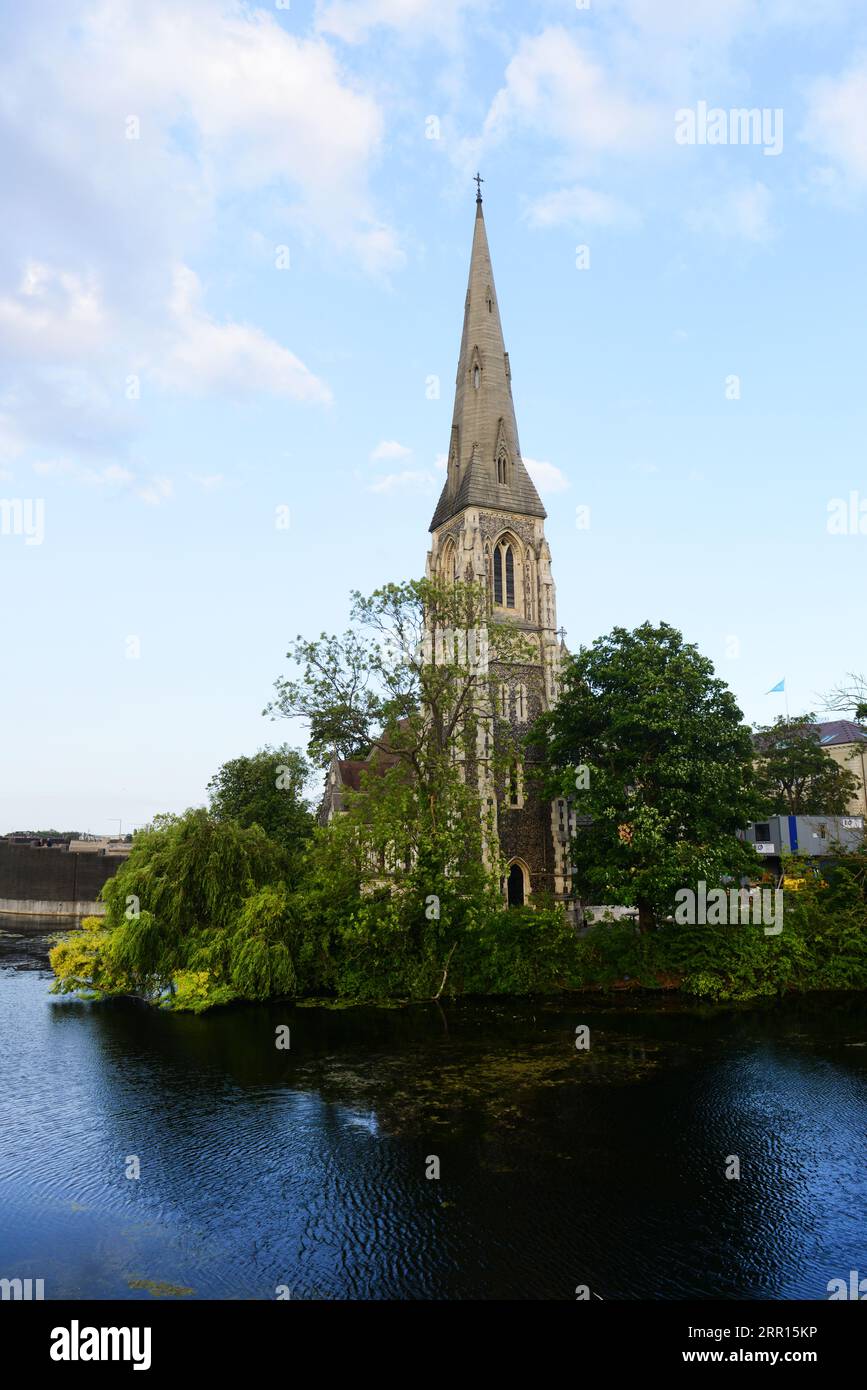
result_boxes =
[0,843,121,918]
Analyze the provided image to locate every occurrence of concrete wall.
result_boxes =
[0,897,105,918]
[0,842,121,919]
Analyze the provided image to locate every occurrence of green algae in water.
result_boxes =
[128,1278,194,1298]
[293,1033,665,1144]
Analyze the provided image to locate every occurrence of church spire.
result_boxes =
[430,184,546,532]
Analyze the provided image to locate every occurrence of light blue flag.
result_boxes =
[766,678,785,694]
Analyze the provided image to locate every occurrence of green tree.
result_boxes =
[50,809,295,1009]
[265,577,533,995]
[531,622,759,930]
[207,744,312,872]
[753,713,861,815]
[265,577,532,773]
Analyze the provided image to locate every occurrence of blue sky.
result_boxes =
[1,0,866,832]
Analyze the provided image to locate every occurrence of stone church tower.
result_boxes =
[425,186,572,909]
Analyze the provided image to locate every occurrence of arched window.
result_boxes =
[473,365,481,389]
[507,860,528,908]
[493,541,517,609]
[508,760,524,807]
[440,538,456,584]
[497,454,507,484]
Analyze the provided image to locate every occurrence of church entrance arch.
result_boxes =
[507,860,529,908]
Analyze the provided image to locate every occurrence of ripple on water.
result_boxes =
[1,966,866,1298]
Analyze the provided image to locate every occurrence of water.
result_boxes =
[1,919,865,1300]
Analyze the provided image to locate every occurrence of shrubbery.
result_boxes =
[48,587,867,1013]
[571,858,867,1001]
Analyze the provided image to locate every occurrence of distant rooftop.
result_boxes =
[815,719,867,746]
[754,718,867,751]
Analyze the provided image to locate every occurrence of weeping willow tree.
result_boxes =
[50,810,304,1011]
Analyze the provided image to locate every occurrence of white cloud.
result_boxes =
[0,0,397,467]
[803,56,867,187]
[482,29,662,160]
[31,1,399,270]
[0,262,108,360]
[0,2,402,275]
[33,458,129,484]
[315,0,475,45]
[31,457,172,506]
[525,458,570,494]
[687,181,774,242]
[368,469,437,494]
[155,266,332,404]
[0,414,25,464]
[434,452,447,472]
[370,439,412,462]
[526,185,640,231]
[617,0,755,43]
[190,473,225,491]
[137,477,174,506]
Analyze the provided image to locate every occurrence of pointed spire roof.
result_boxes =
[430,188,546,532]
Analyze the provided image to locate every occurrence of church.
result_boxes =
[425,182,574,912]
[321,184,575,913]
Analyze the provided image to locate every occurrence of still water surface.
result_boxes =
[1,921,865,1300]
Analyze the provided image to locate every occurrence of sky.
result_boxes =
[1,0,866,833]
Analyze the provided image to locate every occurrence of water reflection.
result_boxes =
[1,924,865,1299]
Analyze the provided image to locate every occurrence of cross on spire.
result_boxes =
[474,171,484,203]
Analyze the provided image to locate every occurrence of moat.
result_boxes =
[1,920,865,1300]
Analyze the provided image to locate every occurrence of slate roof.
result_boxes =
[815,719,867,746]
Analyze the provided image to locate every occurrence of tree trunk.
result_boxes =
[433,942,457,1001]
[637,899,655,933]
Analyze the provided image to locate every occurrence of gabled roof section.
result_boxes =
[815,719,867,746]
[753,718,867,752]
[430,194,546,532]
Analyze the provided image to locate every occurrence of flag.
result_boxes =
[767,678,785,694]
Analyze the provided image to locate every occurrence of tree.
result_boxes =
[822,673,867,723]
[265,577,531,773]
[753,713,861,815]
[531,622,759,930]
[207,744,312,873]
[265,576,531,852]
[50,810,298,1009]
[264,577,534,994]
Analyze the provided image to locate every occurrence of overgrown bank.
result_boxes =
[49,603,867,1013]
[49,809,867,1010]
